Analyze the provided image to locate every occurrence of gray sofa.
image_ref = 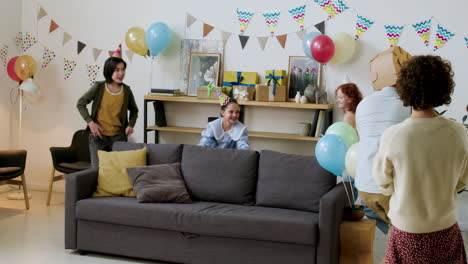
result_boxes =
[65,142,347,264]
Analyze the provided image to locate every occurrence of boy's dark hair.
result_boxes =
[221,98,239,111]
[335,83,363,113]
[396,55,454,110]
[103,57,127,83]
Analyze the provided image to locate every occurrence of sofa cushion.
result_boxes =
[181,145,258,205]
[112,142,183,165]
[127,163,192,204]
[256,150,336,213]
[76,198,318,245]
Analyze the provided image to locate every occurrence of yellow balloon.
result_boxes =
[14,55,37,80]
[331,33,356,64]
[125,27,148,57]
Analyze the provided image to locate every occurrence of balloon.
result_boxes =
[14,55,37,80]
[125,27,148,57]
[345,142,359,179]
[331,32,356,64]
[302,32,322,60]
[19,78,38,93]
[7,56,21,82]
[146,22,172,57]
[315,134,348,176]
[20,78,42,104]
[310,35,335,64]
[325,122,359,148]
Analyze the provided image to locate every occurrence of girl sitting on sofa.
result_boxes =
[198,90,249,149]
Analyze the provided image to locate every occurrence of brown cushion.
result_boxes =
[126,163,192,204]
[0,167,21,176]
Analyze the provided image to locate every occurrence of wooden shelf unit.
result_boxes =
[143,95,333,143]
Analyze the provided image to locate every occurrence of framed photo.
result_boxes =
[187,52,221,96]
[287,56,321,99]
[180,39,224,95]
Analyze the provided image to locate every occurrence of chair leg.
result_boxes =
[21,173,30,210]
[46,166,56,206]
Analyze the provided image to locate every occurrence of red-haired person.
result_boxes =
[335,83,363,129]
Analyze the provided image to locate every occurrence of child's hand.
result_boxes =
[88,121,103,138]
[125,126,134,136]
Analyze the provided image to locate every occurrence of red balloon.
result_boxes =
[7,56,21,82]
[310,35,335,64]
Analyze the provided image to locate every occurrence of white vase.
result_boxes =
[300,95,308,104]
[295,91,301,104]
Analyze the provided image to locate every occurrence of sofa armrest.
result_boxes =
[65,168,98,249]
[317,182,347,264]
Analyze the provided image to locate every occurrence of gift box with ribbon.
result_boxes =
[265,70,287,86]
[255,84,287,102]
[232,85,255,101]
[197,85,226,99]
[222,71,259,97]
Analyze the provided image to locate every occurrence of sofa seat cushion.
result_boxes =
[76,197,318,245]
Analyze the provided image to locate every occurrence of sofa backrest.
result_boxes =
[112,142,183,165]
[181,145,259,205]
[255,150,336,213]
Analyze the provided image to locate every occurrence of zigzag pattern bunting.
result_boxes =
[465,37,468,49]
[41,46,56,68]
[0,44,7,67]
[314,0,334,19]
[236,9,254,35]
[412,19,431,47]
[355,14,374,40]
[433,24,455,51]
[288,5,306,30]
[330,0,349,19]
[385,25,404,47]
[263,11,281,36]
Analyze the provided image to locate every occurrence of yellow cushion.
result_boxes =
[93,147,147,197]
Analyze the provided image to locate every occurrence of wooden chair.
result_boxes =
[47,130,91,205]
[0,149,30,209]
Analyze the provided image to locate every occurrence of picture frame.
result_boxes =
[287,56,321,99]
[187,52,221,96]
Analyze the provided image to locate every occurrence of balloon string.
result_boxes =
[342,181,354,208]
[349,179,356,207]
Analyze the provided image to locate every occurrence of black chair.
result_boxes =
[47,129,91,205]
[0,150,30,209]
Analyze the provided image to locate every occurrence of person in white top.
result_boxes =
[355,46,411,234]
[374,55,467,263]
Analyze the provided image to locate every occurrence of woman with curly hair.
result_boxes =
[335,83,363,129]
[373,55,467,264]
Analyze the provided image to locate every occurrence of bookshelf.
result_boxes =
[143,95,333,143]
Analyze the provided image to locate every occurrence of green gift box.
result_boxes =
[197,85,225,99]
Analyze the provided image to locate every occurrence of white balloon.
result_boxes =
[20,78,42,104]
[345,142,359,179]
[331,32,356,64]
[19,78,39,93]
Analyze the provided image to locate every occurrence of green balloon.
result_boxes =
[325,122,358,148]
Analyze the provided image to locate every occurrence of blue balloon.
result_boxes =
[302,32,322,59]
[315,134,348,176]
[146,22,172,57]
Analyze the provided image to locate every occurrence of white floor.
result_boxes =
[0,190,467,264]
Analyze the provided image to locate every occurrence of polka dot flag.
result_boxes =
[15,32,37,53]
[63,58,77,80]
[86,64,100,86]
[42,46,56,68]
[0,44,8,67]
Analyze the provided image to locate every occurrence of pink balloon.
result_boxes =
[7,56,21,82]
[310,35,335,64]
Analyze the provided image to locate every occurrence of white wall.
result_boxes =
[17,0,468,191]
[0,0,21,149]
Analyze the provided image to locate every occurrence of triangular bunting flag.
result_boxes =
[63,58,77,80]
[16,32,23,52]
[203,23,214,37]
[108,50,113,57]
[296,30,306,40]
[77,41,86,55]
[239,35,249,49]
[92,48,102,61]
[385,25,404,47]
[314,0,334,19]
[288,5,306,31]
[257,36,268,50]
[355,14,374,40]
[315,21,325,34]
[86,64,101,86]
[62,32,72,45]
[125,50,134,62]
[0,44,8,67]
[433,24,455,51]
[41,46,56,68]
[276,34,287,49]
[37,7,47,21]
[262,11,281,36]
[186,13,197,28]
[330,0,349,19]
[49,20,59,33]
[237,9,254,35]
[221,31,232,46]
[412,19,431,47]
[16,32,36,53]
[465,37,468,49]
